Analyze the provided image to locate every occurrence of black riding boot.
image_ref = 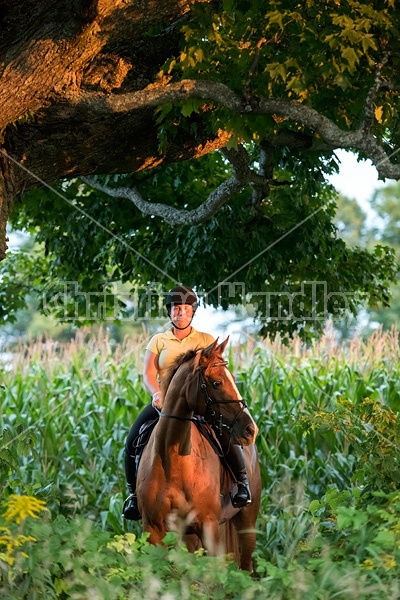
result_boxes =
[122,450,141,520]
[225,443,252,508]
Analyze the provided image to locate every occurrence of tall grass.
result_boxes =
[1,328,151,533]
[232,326,400,566]
[2,326,400,517]
[1,326,400,597]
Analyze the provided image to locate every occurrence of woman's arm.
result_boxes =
[143,349,162,408]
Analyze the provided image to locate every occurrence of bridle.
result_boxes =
[199,361,248,436]
[160,360,248,437]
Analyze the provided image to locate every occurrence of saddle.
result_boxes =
[132,416,232,476]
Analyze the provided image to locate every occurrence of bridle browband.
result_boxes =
[159,360,248,437]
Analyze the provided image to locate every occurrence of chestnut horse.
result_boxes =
[136,338,261,571]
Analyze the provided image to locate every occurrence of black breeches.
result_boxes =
[125,403,158,454]
[124,403,158,486]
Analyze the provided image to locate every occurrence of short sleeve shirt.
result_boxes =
[146,327,215,383]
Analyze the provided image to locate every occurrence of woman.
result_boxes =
[122,285,251,520]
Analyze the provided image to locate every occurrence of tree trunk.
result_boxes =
[0,152,19,259]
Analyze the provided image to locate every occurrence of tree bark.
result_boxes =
[0,0,214,252]
[0,1,211,180]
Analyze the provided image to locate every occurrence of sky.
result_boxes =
[328,149,394,216]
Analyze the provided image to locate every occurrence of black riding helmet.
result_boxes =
[165,286,198,315]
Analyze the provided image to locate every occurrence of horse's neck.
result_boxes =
[162,366,195,418]
[161,389,193,424]
[157,375,194,451]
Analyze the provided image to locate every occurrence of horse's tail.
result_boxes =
[219,519,240,565]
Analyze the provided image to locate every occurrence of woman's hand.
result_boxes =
[152,391,162,409]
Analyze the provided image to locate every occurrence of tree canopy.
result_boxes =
[1,0,399,338]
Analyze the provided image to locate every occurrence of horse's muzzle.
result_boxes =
[231,410,258,446]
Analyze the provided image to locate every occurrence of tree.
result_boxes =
[1,0,399,338]
[333,186,400,332]
[369,182,400,328]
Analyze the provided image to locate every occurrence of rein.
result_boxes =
[159,412,196,423]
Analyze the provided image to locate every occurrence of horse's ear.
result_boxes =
[191,350,203,372]
[193,337,227,372]
[216,336,229,356]
[191,341,217,372]
[201,338,219,359]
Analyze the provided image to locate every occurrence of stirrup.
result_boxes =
[122,493,141,520]
[231,482,252,509]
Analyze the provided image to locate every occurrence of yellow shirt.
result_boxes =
[146,327,215,383]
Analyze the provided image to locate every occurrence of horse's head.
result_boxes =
[191,337,258,446]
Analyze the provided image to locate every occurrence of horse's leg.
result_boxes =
[183,533,203,553]
[142,518,167,546]
[232,507,258,571]
[201,518,222,556]
[229,445,261,571]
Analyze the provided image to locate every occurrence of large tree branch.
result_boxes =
[361,53,391,132]
[220,145,272,185]
[80,174,244,226]
[76,79,400,180]
[81,143,275,224]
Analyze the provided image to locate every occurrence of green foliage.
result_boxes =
[160,0,400,143]
[6,160,398,340]
[0,515,263,599]
[0,426,38,494]
[333,183,400,331]
[307,487,400,578]
[0,245,51,324]
[301,395,400,493]
[367,182,400,329]
[334,192,372,249]
[0,329,148,532]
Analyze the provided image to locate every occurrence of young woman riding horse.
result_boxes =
[122,286,252,520]
[136,336,260,570]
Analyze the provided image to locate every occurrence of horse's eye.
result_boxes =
[212,380,222,388]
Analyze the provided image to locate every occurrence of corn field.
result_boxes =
[1,326,400,598]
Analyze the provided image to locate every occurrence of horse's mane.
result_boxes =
[163,348,198,392]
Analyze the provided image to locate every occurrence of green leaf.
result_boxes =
[309,499,323,516]
[341,47,359,71]
[373,529,395,549]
